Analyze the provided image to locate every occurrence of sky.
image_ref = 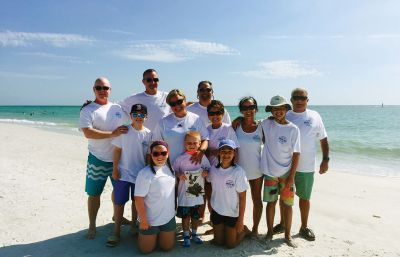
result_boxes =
[1,0,400,105]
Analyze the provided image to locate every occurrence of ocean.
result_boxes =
[1,105,399,177]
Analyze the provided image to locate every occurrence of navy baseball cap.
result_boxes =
[130,103,147,114]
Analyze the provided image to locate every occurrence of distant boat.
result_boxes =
[381,102,384,107]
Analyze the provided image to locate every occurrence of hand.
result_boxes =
[112,169,120,180]
[235,220,244,233]
[285,174,295,190]
[179,173,187,181]
[112,125,128,137]
[231,117,243,130]
[319,160,329,174]
[139,219,149,230]
[201,170,208,178]
[190,150,204,164]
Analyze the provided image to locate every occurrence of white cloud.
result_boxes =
[100,29,136,36]
[0,71,66,80]
[116,39,239,63]
[18,52,92,64]
[0,31,94,47]
[239,60,322,79]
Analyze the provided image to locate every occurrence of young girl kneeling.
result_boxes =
[134,141,176,254]
[207,139,251,248]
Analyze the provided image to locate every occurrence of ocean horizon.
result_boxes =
[1,105,399,178]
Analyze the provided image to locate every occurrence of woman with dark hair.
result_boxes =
[134,141,176,254]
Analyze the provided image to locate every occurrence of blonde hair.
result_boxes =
[291,87,308,97]
[166,89,186,104]
[184,131,201,141]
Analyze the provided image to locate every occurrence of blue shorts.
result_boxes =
[114,180,135,205]
[138,217,176,235]
[85,153,115,196]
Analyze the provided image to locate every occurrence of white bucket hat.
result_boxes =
[265,95,292,112]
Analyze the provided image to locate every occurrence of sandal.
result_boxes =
[106,235,120,247]
[272,223,285,235]
[191,233,203,244]
[182,235,191,247]
[299,227,316,241]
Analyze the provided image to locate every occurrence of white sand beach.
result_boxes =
[0,123,399,257]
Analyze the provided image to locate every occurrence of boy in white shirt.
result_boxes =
[107,104,152,247]
[174,131,211,247]
[260,95,300,248]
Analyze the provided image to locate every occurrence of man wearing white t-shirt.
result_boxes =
[79,77,129,239]
[120,69,171,131]
[274,88,330,241]
[187,81,231,126]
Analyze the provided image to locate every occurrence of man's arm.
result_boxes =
[81,126,128,139]
[319,137,329,174]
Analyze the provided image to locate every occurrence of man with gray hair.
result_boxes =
[79,77,129,239]
[273,87,329,241]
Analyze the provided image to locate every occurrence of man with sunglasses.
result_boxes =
[273,88,329,242]
[120,69,171,131]
[187,81,231,126]
[79,77,129,239]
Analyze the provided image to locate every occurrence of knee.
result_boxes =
[160,242,174,252]
[226,241,237,249]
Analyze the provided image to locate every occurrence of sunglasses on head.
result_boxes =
[198,88,212,93]
[145,77,159,83]
[152,151,168,157]
[169,99,184,107]
[94,86,110,91]
[131,113,146,118]
[292,96,308,101]
[208,110,224,116]
[240,105,257,111]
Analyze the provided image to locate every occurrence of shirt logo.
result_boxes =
[253,135,261,141]
[278,136,287,144]
[304,119,312,126]
[226,180,235,188]
[115,112,122,118]
[218,136,226,141]
[142,142,149,147]
[177,123,183,128]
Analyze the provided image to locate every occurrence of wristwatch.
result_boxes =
[323,156,330,161]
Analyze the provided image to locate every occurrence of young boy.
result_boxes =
[260,95,300,248]
[173,131,211,247]
[107,104,152,247]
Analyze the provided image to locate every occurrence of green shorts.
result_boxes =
[263,172,295,206]
[85,153,114,196]
[294,172,314,200]
[138,217,176,235]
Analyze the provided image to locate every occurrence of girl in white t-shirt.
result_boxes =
[207,139,251,248]
[134,141,176,254]
[174,131,211,247]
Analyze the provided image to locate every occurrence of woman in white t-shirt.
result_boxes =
[153,89,209,165]
[234,96,264,236]
[207,139,251,249]
[134,141,176,254]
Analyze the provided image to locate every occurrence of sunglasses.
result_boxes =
[169,99,184,107]
[131,113,146,118]
[292,96,308,101]
[240,105,257,111]
[198,88,212,93]
[94,86,110,91]
[208,110,224,116]
[145,77,159,83]
[152,151,168,157]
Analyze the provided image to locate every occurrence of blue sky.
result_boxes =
[1,0,400,105]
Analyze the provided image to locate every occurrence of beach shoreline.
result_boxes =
[1,123,399,257]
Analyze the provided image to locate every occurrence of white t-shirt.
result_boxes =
[119,91,171,131]
[187,102,231,127]
[236,124,264,180]
[173,153,211,207]
[286,109,328,172]
[207,123,240,166]
[260,119,301,177]
[152,111,209,164]
[207,165,249,217]
[111,125,152,183]
[134,165,176,226]
[79,102,125,162]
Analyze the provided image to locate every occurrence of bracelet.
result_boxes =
[323,156,330,161]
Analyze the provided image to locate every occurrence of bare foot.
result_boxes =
[204,228,214,235]
[243,225,252,237]
[112,216,131,225]
[86,227,96,239]
[265,233,273,242]
[285,237,297,248]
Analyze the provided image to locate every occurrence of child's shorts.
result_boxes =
[113,180,135,205]
[210,210,238,228]
[85,153,115,196]
[263,172,295,206]
[138,217,176,235]
[176,205,201,220]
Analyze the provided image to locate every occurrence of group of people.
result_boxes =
[79,69,329,253]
